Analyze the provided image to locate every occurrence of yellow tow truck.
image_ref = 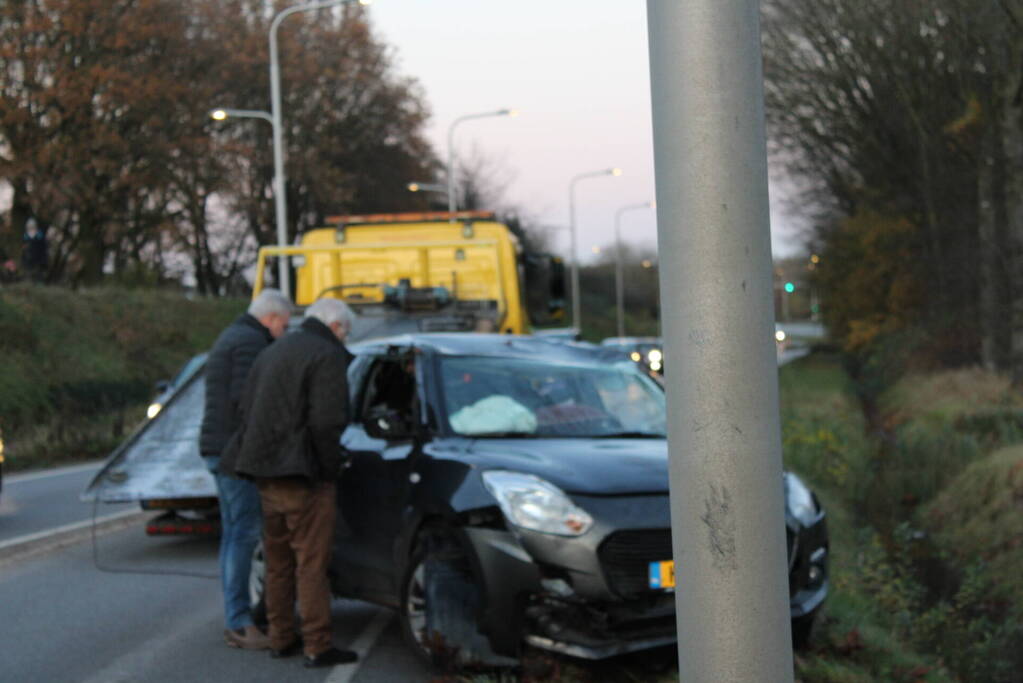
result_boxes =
[253,210,565,334]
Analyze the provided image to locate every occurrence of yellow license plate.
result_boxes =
[648,560,675,589]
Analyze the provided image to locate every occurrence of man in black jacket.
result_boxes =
[225,297,356,668]
[200,289,291,650]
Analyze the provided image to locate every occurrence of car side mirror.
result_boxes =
[363,407,412,440]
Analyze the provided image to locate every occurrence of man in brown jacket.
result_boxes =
[223,297,356,668]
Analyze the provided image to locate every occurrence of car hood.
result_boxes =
[460,438,669,496]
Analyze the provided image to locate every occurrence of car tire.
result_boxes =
[398,528,494,669]
[791,613,816,650]
[249,542,268,628]
[399,539,433,665]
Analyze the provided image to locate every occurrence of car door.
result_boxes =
[334,348,421,601]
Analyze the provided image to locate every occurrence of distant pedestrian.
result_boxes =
[0,245,16,283]
[222,298,356,668]
[21,219,47,282]
[200,289,292,651]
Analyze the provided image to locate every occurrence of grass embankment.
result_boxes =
[782,357,1023,682]
[0,284,246,471]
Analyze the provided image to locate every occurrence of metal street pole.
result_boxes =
[270,0,365,299]
[614,201,653,339]
[446,109,516,217]
[647,2,794,682]
[569,168,621,333]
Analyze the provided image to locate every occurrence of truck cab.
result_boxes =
[252,211,564,334]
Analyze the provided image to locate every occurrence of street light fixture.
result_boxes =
[209,108,273,125]
[614,201,654,338]
[407,181,446,194]
[446,108,518,216]
[568,167,622,331]
[267,0,370,298]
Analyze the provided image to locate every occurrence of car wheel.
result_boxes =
[399,528,496,669]
[399,545,431,663]
[249,542,268,627]
[791,613,816,650]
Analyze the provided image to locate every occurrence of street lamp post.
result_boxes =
[614,201,654,338]
[648,1,793,680]
[446,109,516,216]
[269,0,367,298]
[568,168,621,332]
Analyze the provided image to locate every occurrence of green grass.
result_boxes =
[0,284,245,471]
[777,354,955,683]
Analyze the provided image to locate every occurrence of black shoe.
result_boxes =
[303,647,358,668]
[269,640,302,659]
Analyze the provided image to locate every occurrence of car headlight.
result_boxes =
[482,471,593,537]
[147,403,162,419]
[647,349,663,363]
[785,473,818,525]
[775,329,787,342]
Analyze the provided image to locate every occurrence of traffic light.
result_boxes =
[784,282,795,293]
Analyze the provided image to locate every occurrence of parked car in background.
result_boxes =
[600,336,664,374]
[249,333,829,664]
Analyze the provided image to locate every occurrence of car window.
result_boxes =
[347,355,372,411]
[361,355,417,424]
[439,356,666,437]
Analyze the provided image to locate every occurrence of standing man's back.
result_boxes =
[224,297,356,669]
[200,288,291,650]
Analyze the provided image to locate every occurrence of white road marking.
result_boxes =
[325,608,394,683]
[0,507,141,552]
[6,460,103,484]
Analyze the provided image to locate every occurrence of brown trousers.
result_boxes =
[257,479,336,656]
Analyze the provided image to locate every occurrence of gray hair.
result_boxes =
[305,297,354,331]
[247,288,292,318]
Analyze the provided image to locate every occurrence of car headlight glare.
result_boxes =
[775,330,787,342]
[648,349,663,363]
[785,472,817,525]
[147,403,162,419]
[482,471,593,537]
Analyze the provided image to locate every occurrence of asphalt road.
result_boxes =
[0,462,428,681]
[0,522,427,682]
[0,462,138,545]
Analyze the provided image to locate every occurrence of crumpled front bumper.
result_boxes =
[462,495,829,659]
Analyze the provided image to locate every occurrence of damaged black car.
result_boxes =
[250,334,828,664]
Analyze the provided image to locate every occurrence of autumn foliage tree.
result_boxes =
[0,0,437,292]
[762,0,1023,381]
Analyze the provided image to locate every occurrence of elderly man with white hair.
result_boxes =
[200,288,292,650]
[222,297,357,668]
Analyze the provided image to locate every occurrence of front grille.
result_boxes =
[598,529,673,599]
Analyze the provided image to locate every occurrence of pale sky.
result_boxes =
[366,0,802,261]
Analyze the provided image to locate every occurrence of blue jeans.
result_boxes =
[211,464,263,631]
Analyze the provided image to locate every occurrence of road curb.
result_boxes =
[0,509,151,568]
